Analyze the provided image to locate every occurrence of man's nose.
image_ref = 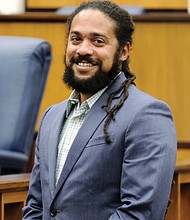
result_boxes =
[76,40,93,56]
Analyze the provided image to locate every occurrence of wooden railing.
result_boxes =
[166,159,190,220]
[0,173,30,220]
[0,158,190,220]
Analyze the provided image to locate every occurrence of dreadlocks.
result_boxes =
[67,1,136,143]
[102,74,136,143]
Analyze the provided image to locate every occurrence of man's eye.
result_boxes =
[71,37,81,43]
[94,39,105,46]
[96,39,103,43]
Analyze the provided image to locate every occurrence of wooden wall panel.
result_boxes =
[130,22,190,141]
[0,14,190,141]
[27,0,187,9]
[27,0,81,8]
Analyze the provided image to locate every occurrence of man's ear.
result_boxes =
[120,42,130,61]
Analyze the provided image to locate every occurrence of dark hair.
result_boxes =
[68,1,134,44]
[67,1,136,143]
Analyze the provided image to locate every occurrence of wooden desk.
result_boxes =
[166,160,190,220]
[0,173,30,220]
[0,159,190,220]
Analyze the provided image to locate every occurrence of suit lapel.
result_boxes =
[54,92,109,194]
[48,101,67,197]
[54,73,126,196]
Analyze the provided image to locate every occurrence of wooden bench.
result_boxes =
[166,159,190,220]
[0,173,30,220]
[0,159,190,220]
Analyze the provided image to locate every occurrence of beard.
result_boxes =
[63,50,121,94]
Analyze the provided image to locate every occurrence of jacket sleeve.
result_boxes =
[22,107,52,219]
[108,100,177,220]
[22,135,43,219]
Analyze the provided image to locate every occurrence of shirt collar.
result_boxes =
[65,71,122,117]
[66,88,106,118]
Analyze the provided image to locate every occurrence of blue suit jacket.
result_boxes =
[23,73,177,220]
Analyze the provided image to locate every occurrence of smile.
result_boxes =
[77,62,94,67]
[74,61,98,73]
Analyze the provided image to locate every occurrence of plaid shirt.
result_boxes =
[55,88,106,184]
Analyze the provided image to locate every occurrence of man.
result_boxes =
[23,1,177,219]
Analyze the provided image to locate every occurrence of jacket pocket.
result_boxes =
[86,134,115,148]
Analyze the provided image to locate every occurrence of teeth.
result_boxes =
[78,62,93,67]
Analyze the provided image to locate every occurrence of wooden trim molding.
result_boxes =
[0,12,190,23]
[178,142,190,149]
[0,173,30,192]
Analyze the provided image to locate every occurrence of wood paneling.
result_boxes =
[27,0,81,8]
[166,159,190,220]
[1,159,190,220]
[27,0,187,9]
[0,13,190,141]
[130,21,190,141]
[0,173,30,220]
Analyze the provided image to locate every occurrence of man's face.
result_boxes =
[64,9,129,94]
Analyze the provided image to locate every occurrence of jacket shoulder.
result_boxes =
[128,85,171,109]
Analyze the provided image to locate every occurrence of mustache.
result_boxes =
[70,55,100,65]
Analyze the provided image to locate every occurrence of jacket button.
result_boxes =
[50,208,57,217]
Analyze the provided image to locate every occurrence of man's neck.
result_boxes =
[80,93,93,104]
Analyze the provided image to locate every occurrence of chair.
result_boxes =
[0,36,52,174]
[56,6,77,15]
[55,5,146,15]
[120,5,146,15]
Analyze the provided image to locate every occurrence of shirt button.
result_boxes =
[50,208,57,217]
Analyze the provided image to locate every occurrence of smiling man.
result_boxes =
[63,8,130,102]
[23,1,177,220]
